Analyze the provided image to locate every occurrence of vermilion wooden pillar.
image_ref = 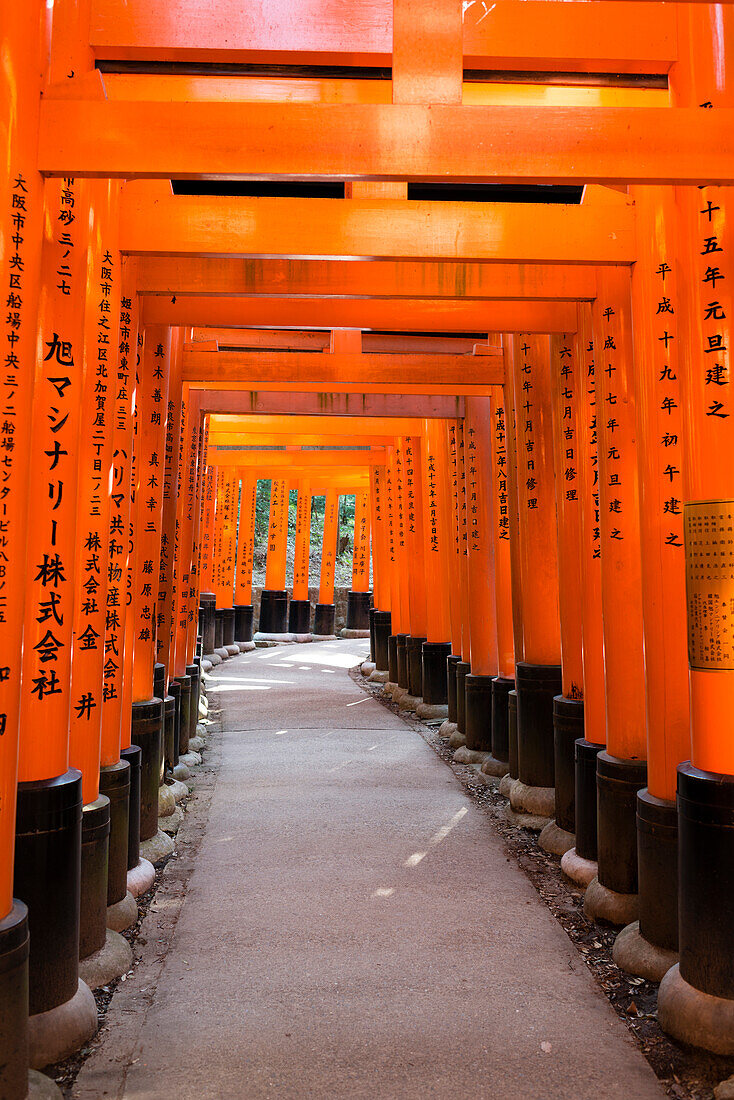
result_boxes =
[445,421,468,731]
[419,420,452,711]
[156,329,184,680]
[214,467,238,647]
[659,6,734,1053]
[508,334,562,817]
[403,437,428,699]
[129,325,171,854]
[487,388,515,773]
[15,172,93,1037]
[503,338,526,780]
[233,471,257,644]
[370,463,392,675]
[392,440,413,692]
[612,185,689,980]
[585,269,648,926]
[314,488,339,637]
[259,478,289,635]
[288,481,312,636]
[562,303,608,886]
[197,463,217,655]
[543,331,585,854]
[345,489,371,634]
[0,0,46,1086]
[462,397,500,756]
[384,449,403,687]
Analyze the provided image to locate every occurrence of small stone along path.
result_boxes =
[73,639,664,1100]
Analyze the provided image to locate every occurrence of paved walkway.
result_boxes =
[75,639,664,1100]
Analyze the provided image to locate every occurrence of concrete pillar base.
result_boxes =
[254,632,297,644]
[188,736,206,753]
[583,875,639,926]
[481,754,509,778]
[173,762,191,781]
[560,847,598,889]
[28,980,97,1070]
[158,785,175,817]
[416,702,448,721]
[659,963,734,1056]
[453,747,490,768]
[127,858,155,898]
[448,727,467,750]
[161,807,185,835]
[225,644,240,657]
[200,658,214,672]
[205,652,222,665]
[341,628,370,638]
[397,693,421,712]
[106,891,137,932]
[180,750,202,768]
[214,646,230,660]
[538,820,576,857]
[311,633,337,641]
[382,681,399,698]
[79,929,133,990]
[510,779,555,819]
[167,779,188,803]
[28,1070,63,1098]
[498,773,515,798]
[502,803,550,832]
[438,719,457,739]
[139,828,174,865]
[237,641,257,652]
[360,661,376,676]
[613,920,678,984]
[368,669,389,683]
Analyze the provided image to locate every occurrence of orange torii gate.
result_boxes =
[4,0,734,1087]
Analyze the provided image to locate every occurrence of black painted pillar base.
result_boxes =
[221,607,235,646]
[153,662,165,704]
[422,642,451,705]
[516,662,561,790]
[214,609,225,649]
[373,612,391,671]
[407,636,426,698]
[0,900,29,1099]
[14,769,83,1016]
[396,634,409,689]
[464,674,494,752]
[573,739,602,863]
[447,655,461,724]
[553,696,584,835]
[387,635,399,683]
[258,589,288,634]
[79,796,110,961]
[178,674,191,760]
[507,688,519,779]
[636,789,678,952]
[186,664,200,748]
[120,745,141,871]
[199,592,216,654]
[131,699,163,843]
[165,684,179,776]
[491,677,513,765]
[368,609,376,661]
[313,603,336,636]
[455,661,471,735]
[597,751,647,896]
[346,591,372,630]
[657,764,734,1054]
[288,599,311,634]
[234,604,254,643]
[100,761,130,907]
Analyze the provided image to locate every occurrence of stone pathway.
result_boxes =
[74,639,664,1100]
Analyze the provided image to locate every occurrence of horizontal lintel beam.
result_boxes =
[198,391,464,418]
[39,103,734,185]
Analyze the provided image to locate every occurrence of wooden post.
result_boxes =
[345,488,371,634]
[403,437,427,697]
[486,388,515,771]
[259,478,289,635]
[314,488,339,637]
[233,471,257,643]
[419,420,453,709]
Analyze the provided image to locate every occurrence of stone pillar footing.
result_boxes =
[560,847,598,889]
[538,820,576,857]
[613,921,678,984]
[127,857,155,898]
[438,719,457,740]
[106,890,137,932]
[79,929,133,990]
[28,979,97,1070]
[659,964,734,1056]
[583,875,639,926]
[481,753,509,778]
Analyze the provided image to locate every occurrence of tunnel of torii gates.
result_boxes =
[3,0,734,1090]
